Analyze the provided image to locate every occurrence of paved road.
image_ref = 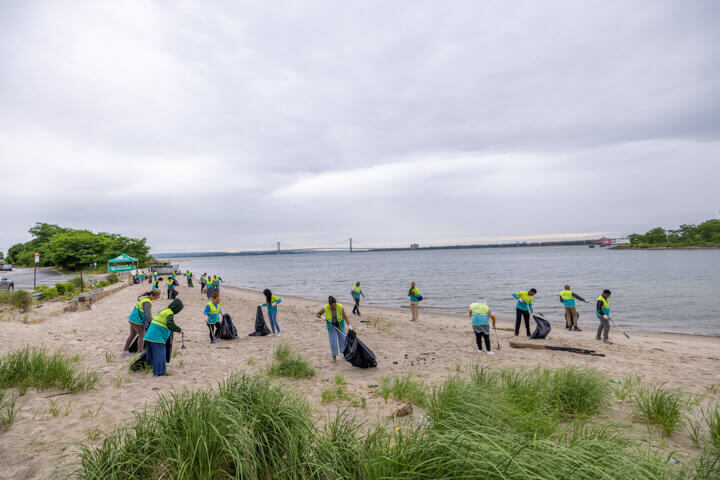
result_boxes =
[1,267,79,290]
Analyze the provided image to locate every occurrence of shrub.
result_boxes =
[0,291,12,304]
[55,282,67,295]
[107,273,119,283]
[34,284,49,292]
[0,346,99,394]
[378,373,428,406]
[267,344,315,379]
[632,385,685,437]
[12,290,33,311]
[41,287,59,300]
[71,277,84,288]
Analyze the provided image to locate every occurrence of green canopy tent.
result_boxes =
[107,253,138,273]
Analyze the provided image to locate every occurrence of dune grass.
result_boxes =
[632,384,686,437]
[378,373,428,406]
[267,344,315,379]
[0,390,15,432]
[0,346,99,394]
[75,367,703,480]
[705,404,720,456]
[321,374,352,403]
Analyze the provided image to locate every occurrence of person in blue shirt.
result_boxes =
[123,289,160,355]
[512,289,536,337]
[204,291,222,343]
[262,289,282,335]
[469,299,497,355]
[558,285,586,331]
[143,299,184,376]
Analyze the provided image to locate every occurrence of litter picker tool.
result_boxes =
[608,316,631,339]
[492,322,501,351]
[181,332,186,351]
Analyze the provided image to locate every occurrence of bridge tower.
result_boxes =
[349,237,353,252]
[277,241,280,255]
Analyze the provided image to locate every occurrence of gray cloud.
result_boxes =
[1,0,719,252]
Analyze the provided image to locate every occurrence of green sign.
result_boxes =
[109,265,134,272]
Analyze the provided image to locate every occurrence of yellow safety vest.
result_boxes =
[324,303,344,321]
[597,296,610,316]
[151,308,172,330]
[469,302,490,325]
[559,290,573,301]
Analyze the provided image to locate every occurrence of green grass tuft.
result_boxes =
[267,344,315,379]
[0,346,99,394]
[0,390,15,432]
[378,373,428,406]
[705,403,720,457]
[632,385,685,437]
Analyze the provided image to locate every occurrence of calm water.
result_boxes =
[177,247,720,336]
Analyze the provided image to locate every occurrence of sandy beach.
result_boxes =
[0,279,719,479]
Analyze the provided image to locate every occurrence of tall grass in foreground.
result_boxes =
[267,344,315,379]
[0,346,99,394]
[633,385,686,437]
[77,367,700,480]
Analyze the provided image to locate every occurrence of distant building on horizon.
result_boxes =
[410,243,419,250]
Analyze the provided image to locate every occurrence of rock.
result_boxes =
[389,404,413,418]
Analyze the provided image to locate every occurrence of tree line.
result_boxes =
[628,218,720,247]
[5,223,151,271]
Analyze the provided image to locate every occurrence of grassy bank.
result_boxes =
[75,366,720,479]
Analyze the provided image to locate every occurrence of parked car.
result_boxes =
[150,262,179,275]
[0,277,14,291]
[0,264,13,271]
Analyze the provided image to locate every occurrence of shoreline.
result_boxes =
[611,245,720,250]
[223,284,720,339]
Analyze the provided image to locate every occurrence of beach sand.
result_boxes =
[0,281,719,479]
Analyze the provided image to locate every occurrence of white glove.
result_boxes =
[602,315,609,320]
[518,299,526,303]
[347,325,353,331]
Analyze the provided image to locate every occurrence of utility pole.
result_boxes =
[349,237,353,253]
[277,241,280,255]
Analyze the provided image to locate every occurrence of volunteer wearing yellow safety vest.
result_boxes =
[316,296,353,363]
[143,299,184,376]
[123,289,160,355]
[204,291,222,343]
[185,270,193,288]
[512,288,537,337]
[596,289,613,344]
[351,282,365,316]
[558,285,586,331]
[151,277,163,290]
[166,276,178,299]
[469,299,497,355]
[408,282,421,322]
[263,289,282,335]
[200,273,207,294]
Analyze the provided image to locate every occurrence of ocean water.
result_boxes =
[177,246,720,336]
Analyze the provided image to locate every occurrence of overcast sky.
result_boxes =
[1,1,718,253]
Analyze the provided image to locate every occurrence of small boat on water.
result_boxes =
[588,245,595,248]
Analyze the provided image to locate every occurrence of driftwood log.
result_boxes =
[509,341,606,357]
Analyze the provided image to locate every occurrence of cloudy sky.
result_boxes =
[1,1,718,253]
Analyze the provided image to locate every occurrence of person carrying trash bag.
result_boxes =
[206,276,215,299]
[351,282,364,316]
[123,289,160,355]
[143,299,184,376]
[558,285,586,331]
[204,291,222,344]
[469,299,496,355]
[316,296,353,363]
[200,273,207,294]
[262,289,282,336]
[596,289,613,344]
[185,270,193,287]
[512,288,536,337]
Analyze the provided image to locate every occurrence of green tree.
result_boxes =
[41,230,108,271]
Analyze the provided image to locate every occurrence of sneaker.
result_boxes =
[603,339,613,345]
[122,350,131,356]
[276,333,280,336]
[477,348,482,353]
[331,355,337,363]
[596,336,602,341]
[486,351,495,355]
[211,339,217,344]
[573,326,582,332]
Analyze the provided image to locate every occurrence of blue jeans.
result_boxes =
[146,341,167,376]
[328,327,347,356]
[268,310,279,333]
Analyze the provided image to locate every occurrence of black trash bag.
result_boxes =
[129,336,139,353]
[187,278,194,288]
[249,306,271,336]
[530,314,551,339]
[166,333,173,362]
[341,328,377,368]
[168,286,179,299]
[218,313,238,340]
[129,351,148,372]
